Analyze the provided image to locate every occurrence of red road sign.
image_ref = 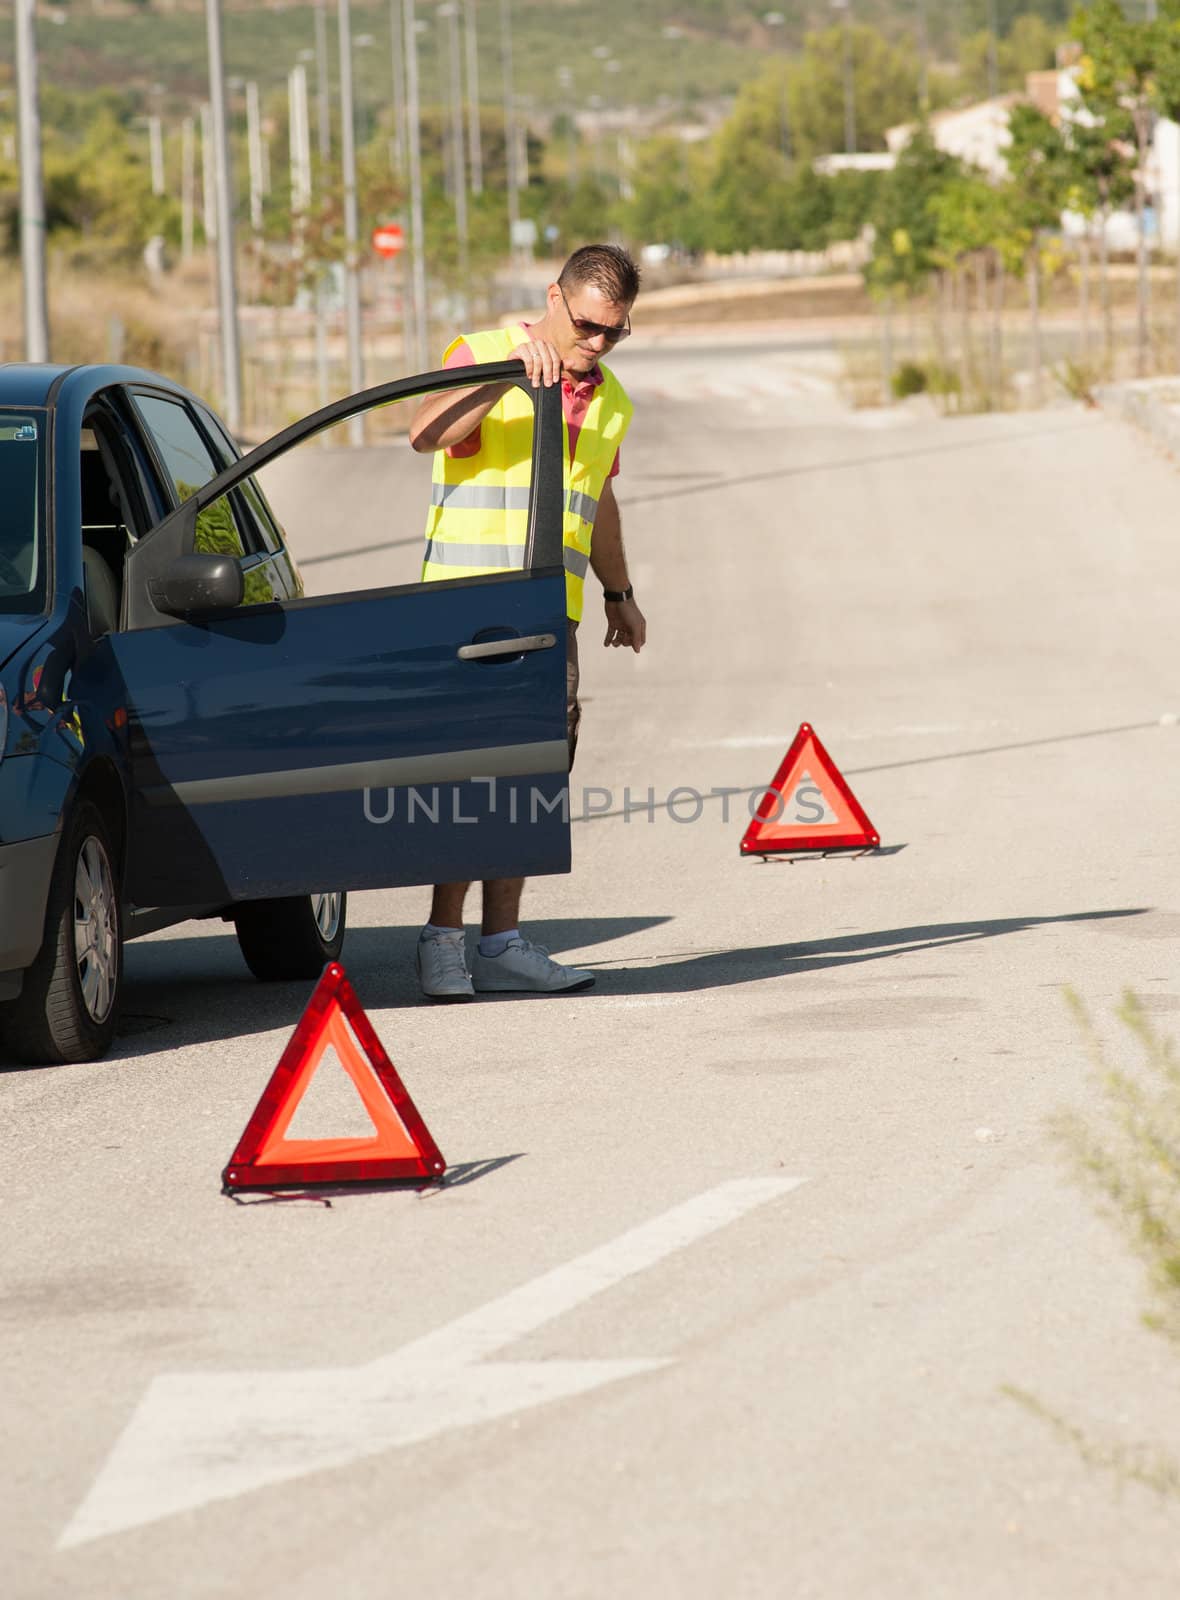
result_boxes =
[371,222,405,258]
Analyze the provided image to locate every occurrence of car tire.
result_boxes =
[233,892,347,981]
[0,801,123,1065]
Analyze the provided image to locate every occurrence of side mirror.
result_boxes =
[148,553,244,618]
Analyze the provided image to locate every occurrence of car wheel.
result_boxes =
[0,802,122,1065]
[233,892,347,981]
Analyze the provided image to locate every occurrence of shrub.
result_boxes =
[891,359,928,398]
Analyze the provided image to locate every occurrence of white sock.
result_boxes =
[479,929,520,958]
[422,922,464,940]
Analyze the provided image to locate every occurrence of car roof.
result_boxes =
[0,362,191,410]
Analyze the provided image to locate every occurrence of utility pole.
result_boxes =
[404,0,428,368]
[389,0,405,173]
[15,0,49,361]
[338,0,365,438]
[501,0,520,250]
[987,0,999,100]
[200,102,217,244]
[441,2,469,314]
[148,115,166,196]
[246,81,265,232]
[181,114,195,261]
[204,0,242,433]
[288,65,312,213]
[465,0,483,194]
[833,0,856,154]
[314,0,332,165]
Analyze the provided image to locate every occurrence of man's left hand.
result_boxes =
[604,598,646,653]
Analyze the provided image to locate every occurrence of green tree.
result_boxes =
[620,136,709,253]
[787,24,919,157]
[1003,102,1071,401]
[958,15,1059,101]
[929,170,1009,403]
[868,128,961,295]
[1070,0,1180,374]
[1059,102,1136,370]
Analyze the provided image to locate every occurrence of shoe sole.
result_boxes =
[472,976,596,995]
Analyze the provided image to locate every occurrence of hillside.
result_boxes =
[18,0,1076,131]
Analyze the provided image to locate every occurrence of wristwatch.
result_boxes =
[602,585,634,603]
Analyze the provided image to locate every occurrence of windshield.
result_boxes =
[0,411,46,614]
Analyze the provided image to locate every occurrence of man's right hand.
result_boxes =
[510,339,564,387]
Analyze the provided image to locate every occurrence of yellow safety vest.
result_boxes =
[421,323,633,622]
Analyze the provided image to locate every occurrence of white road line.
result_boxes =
[380,1176,802,1372]
[60,1177,806,1548]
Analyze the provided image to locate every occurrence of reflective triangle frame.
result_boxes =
[740,722,879,858]
[222,963,446,1190]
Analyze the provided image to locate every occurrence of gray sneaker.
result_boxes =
[416,930,474,1002]
[471,937,595,994]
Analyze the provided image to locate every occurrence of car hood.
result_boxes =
[0,614,51,676]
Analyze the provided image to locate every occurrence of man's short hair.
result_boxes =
[559,243,640,306]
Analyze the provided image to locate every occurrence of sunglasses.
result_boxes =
[559,285,631,343]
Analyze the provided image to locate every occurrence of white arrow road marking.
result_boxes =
[60,1176,805,1548]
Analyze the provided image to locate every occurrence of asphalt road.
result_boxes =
[6,334,1180,1597]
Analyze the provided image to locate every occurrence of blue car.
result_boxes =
[0,361,571,1063]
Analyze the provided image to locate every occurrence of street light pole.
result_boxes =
[181,114,195,261]
[465,0,483,195]
[403,0,428,368]
[204,0,242,433]
[246,81,265,232]
[338,0,365,437]
[839,0,856,154]
[441,2,469,314]
[389,0,405,173]
[15,0,49,361]
[314,0,332,164]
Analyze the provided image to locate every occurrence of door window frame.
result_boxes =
[122,362,564,632]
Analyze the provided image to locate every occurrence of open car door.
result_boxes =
[106,366,571,908]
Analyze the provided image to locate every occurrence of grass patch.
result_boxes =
[1001,992,1180,1498]
[1058,991,1180,1344]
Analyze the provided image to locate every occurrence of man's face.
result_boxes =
[549,281,633,375]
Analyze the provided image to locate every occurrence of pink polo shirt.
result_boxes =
[442,331,621,478]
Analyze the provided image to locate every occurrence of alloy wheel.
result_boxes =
[74,836,118,1023]
[311,892,343,943]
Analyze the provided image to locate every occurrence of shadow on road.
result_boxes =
[0,908,1139,1068]
[59,906,1145,1065]
[572,907,1149,995]
[618,417,1094,509]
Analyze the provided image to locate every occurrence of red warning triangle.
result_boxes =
[222,963,446,1189]
[740,723,879,857]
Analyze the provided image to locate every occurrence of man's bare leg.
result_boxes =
[481,877,524,936]
[429,882,470,930]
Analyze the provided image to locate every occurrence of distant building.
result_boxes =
[812,152,896,176]
[885,94,1022,180]
[884,63,1180,252]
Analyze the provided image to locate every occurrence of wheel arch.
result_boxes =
[73,759,128,876]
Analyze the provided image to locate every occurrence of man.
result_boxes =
[408,242,646,1002]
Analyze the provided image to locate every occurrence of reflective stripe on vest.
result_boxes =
[421,323,631,622]
[422,540,590,579]
[430,483,533,511]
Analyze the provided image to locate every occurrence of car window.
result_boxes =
[0,411,46,614]
[132,393,224,506]
[193,401,286,557]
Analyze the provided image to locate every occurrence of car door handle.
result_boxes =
[457,632,557,660]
